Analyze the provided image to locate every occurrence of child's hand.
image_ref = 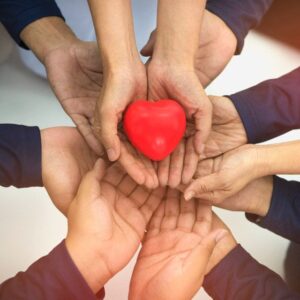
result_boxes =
[184,144,266,203]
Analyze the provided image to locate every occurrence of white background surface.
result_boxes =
[0,1,300,299]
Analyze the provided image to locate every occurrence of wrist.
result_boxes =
[20,17,78,64]
[65,236,110,293]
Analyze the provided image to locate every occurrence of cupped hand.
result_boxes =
[129,189,227,300]
[203,96,247,160]
[41,127,100,215]
[44,41,103,155]
[66,160,166,293]
[184,144,265,203]
[141,10,238,187]
[93,63,158,189]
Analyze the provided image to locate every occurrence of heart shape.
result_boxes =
[124,99,186,161]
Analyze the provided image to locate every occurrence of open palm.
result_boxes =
[130,189,224,300]
[67,162,166,286]
[44,41,103,155]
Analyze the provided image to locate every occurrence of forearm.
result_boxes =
[154,0,206,67]
[0,0,64,48]
[204,245,300,299]
[256,141,300,176]
[20,16,77,64]
[0,124,42,188]
[206,0,273,54]
[88,0,140,71]
[230,67,300,143]
[0,241,103,300]
[247,176,300,243]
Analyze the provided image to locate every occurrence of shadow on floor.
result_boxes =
[255,0,300,50]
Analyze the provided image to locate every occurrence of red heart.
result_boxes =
[124,99,186,161]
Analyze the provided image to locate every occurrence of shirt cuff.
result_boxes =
[1,1,64,49]
[246,176,300,243]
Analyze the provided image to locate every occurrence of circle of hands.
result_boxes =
[42,9,275,300]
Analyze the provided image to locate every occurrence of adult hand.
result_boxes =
[93,63,158,189]
[129,189,227,300]
[66,160,165,293]
[44,41,103,155]
[41,127,100,215]
[184,144,267,203]
[20,17,103,155]
[202,96,247,160]
[142,10,238,186]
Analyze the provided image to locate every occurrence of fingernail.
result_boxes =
[184,191,195,201]
[215,230,228,242]
[107,149,117,161]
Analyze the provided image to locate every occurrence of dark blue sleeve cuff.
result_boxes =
[206,0,273,54]
[0,0,64,49]
[0,240,105,300]
[0,124,42,188]
[246,176,300,244]
[204,244,300,299]
[229,67,300,143]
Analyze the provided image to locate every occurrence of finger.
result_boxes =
[140,30,156,57]
[95,103,120,161]
[168,141,185,188]
[146,200,165,239]
[138,152,159,189]
[194,159,214,179]
[182,137,199,185]
[194,100,212,154]
[130,186,151,208]
[177,195,196,232]
[72,114,104,156]
[192,203,212,237]
[76,159,106,202]
[118,142,146,185]
[184,173,221,201]
[161,188,180,231]
[140,187,166,223]
[103,163,126,187]
[118,175,138,196]
[183,229,228,277]
[158,155,171,187]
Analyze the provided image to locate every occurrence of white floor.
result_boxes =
[1,3,300,299]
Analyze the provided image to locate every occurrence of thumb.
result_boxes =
[184,229,228,276]
[76,159,107,203]
[94,106,121,162]
[141,30,156,57]
[184,173,220,201]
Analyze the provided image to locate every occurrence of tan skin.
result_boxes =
[129,191,228,300]
[66,160,166,293]
[184,140,300,206]
[142,10,238,187]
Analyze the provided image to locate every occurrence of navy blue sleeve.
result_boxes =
[203,244,300,300]
[246,176,300,244]
[0,0,64,48]
[0,124,43,188]
[206,0,273,54]
[0,240,105,300]
[229,67,300,143]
